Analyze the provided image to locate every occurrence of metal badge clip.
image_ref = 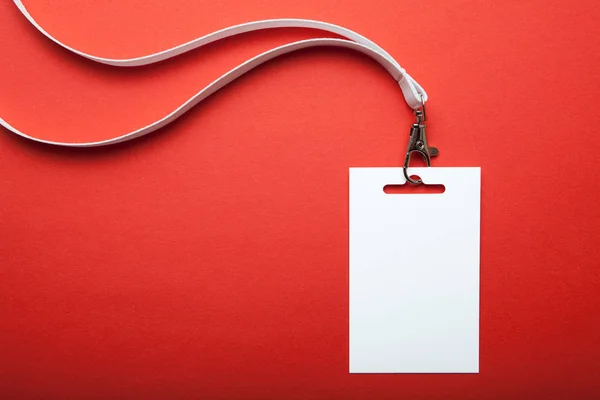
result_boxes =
[403,102,439,184]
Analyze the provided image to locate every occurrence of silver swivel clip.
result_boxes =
[403,100,439,184]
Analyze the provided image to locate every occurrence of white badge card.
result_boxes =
[349,167,480,373]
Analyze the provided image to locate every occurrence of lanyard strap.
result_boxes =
[2,0,428,148]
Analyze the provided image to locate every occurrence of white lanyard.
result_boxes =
[3,0,428,145]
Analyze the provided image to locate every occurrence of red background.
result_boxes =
[1,0,600,399]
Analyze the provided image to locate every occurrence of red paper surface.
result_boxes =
[1,0,600,398]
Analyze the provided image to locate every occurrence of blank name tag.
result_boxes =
[349,167,480,373]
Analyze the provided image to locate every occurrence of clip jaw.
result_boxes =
[403,104,439,184]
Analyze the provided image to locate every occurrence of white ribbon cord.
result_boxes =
[1,0,428,147]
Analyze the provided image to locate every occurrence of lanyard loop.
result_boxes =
[3,0,437,182]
